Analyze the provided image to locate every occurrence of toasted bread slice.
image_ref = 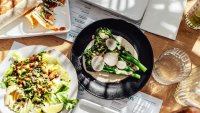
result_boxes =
[0,0,37,30]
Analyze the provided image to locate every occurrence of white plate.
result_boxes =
[0,0,71,39]
[72,99,119,113]
[0,45,78,113]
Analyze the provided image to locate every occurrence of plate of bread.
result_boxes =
[0,0,71,38]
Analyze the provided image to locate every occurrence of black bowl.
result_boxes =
[71,18,154,99]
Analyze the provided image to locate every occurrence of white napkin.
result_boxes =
[140,0,187,40]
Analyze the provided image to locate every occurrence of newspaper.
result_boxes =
[1,42,163,113]
[56,0,139,42]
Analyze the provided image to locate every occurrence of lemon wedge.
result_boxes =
[42,103,63,113]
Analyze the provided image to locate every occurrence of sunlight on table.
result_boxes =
[192,36,200,57]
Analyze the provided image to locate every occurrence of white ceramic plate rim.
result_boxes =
[0,45,78,113]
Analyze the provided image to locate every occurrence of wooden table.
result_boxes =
[0,0,200,113]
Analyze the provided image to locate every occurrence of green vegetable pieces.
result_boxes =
[83,27,147,79]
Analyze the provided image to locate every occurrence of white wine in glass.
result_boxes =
[186,0,200,29]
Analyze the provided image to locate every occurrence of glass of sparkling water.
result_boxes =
[174,66,200,108]
[186,0,200,29]
[152,48,192,85]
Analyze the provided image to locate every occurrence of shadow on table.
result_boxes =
[141,76,183,112]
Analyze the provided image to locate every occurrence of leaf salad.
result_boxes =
[0,51,78,113]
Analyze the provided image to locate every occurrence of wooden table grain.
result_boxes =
[141,18,200,113]
[0,0,200,112]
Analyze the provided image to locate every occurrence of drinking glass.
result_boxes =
[174,66,200,108]
[185,0,200,29]
[152,48,192,85]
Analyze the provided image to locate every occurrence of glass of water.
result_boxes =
[174,66,200,108]
[152,48,192,85]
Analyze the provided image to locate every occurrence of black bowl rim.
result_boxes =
[70,18,154,99]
